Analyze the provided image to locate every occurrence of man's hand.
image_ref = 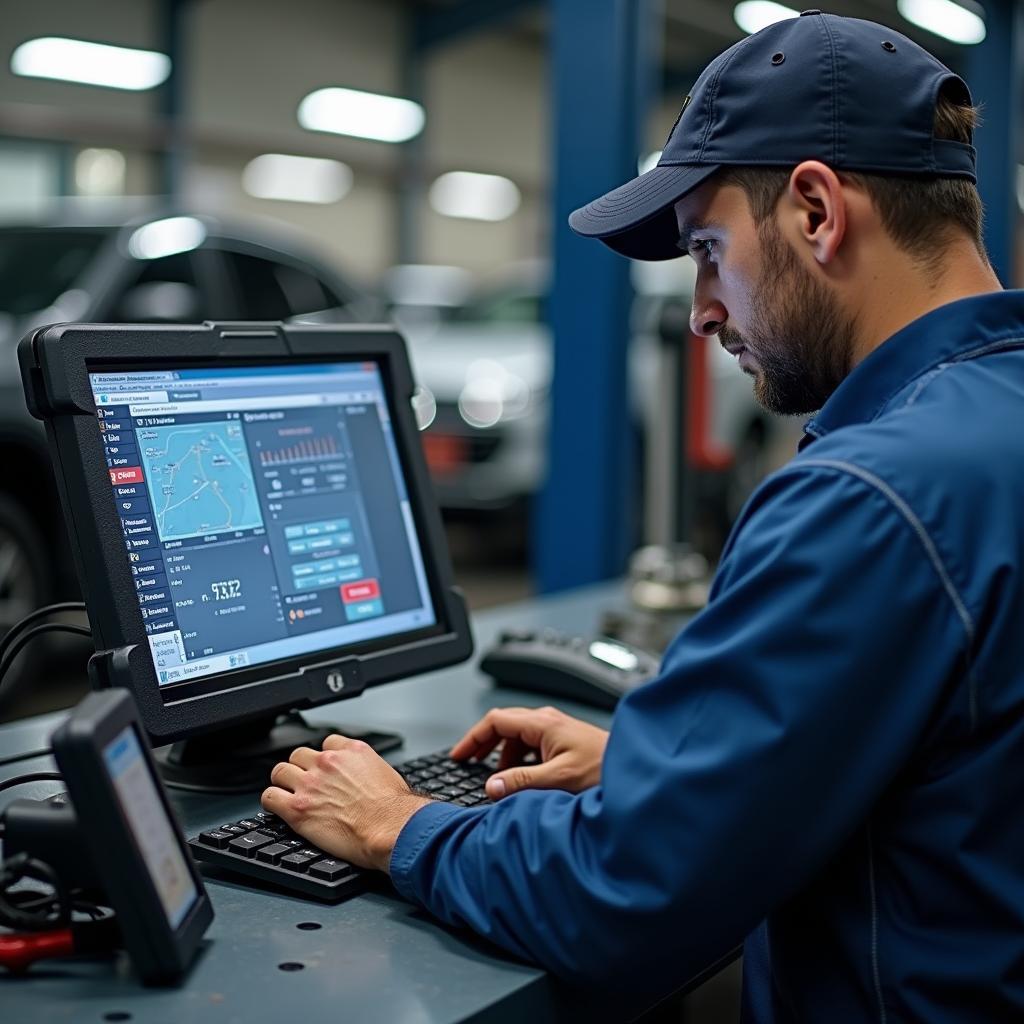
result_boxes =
[261,735,431,872]
[451,706,609,800]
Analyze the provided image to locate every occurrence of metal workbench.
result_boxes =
[0,582,665,1023]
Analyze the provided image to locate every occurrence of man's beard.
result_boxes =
[720,221,856,416]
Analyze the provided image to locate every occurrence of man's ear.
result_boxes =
[784,161,847,266]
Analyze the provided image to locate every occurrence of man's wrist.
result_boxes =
[367,792,433,872]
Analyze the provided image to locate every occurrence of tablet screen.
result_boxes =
[88,361,437,700]
[104,724,198,929]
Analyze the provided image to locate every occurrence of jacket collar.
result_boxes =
[800,290,1024,449]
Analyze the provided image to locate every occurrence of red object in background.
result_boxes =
[686,334,734,471]
[421,433,468,476]
[108,466,144,485]
[341,579,381,604]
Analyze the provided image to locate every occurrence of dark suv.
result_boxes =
[0,209,380,637]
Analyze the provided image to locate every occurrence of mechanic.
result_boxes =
[261,13,1024,1021]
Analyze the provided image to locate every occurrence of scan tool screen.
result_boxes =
[104,724,198,928]
[88,362,437,699]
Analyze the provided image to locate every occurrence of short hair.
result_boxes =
[718,84,986,269]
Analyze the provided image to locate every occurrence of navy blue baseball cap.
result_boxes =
[569,10,977,261]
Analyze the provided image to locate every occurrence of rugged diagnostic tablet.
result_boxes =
[50,688,213,983]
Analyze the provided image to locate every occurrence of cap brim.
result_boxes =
[569,163,719,261]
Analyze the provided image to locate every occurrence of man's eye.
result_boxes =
[693,239,716,260]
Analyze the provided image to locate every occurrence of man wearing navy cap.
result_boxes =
[263,13,1024,1020]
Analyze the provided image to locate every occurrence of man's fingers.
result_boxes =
[261,785,293,818]
[322,733,356,751]
[485,760,564,800]
[450,707,552,761]
[269,760,304,791]
[497,736,530,772]
[289,746,318,769]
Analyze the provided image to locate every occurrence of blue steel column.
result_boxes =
[965,0,1022,286]
[538,0,653,592]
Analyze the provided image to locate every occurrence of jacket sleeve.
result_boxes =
[388,464,973,996]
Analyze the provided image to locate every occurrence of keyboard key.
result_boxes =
[419,780,444,793]
[258,823,290,837]
[219,824,246,835]
[309,859,354,881]
[198,829,236,849]
[281,851,318,872]
[440,786,464,799]
[229,832,274,857]
[256,842,294,864]
[237,819,263,830]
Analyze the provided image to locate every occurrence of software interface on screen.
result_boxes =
[88,362,437,698]
[104,724,198,928]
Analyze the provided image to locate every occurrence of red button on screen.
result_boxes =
[109,466,144,485]
[341,579,380,603]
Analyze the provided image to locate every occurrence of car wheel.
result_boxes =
[0,494,51,637]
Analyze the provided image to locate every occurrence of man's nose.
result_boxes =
[690,297,727,337]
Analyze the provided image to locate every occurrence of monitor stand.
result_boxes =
[153,710,403,793]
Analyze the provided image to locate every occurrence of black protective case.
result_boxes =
[19,321,473,743]
[51,689,214,983]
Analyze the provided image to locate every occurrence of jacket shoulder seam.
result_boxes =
[786,458,978,729]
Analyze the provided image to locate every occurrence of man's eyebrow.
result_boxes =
[677,218,710,252]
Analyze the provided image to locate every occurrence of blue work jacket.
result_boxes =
[390,290,1024,1021]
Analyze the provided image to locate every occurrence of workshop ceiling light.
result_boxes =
[127,216,206,260]
[733,0,799,35]
[10,37,170,90]
[897,0,985,44]
[429,172,521,222]
[297,87,424,143]
[242,153,352,204]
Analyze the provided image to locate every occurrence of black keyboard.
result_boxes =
[187,748,498,901]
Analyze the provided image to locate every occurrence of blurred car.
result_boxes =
[391,262,550,513]
[391,258,793,538]
[0,206,381,639]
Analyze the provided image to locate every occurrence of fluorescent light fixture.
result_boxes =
[127,216,206,260]
[638,150,663,175]
[242,153,352,204]
[11,37,170,90]
[429,171,521,222]
[897,0,985,44]
[297,87,424,143]
[733,0,799,35]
